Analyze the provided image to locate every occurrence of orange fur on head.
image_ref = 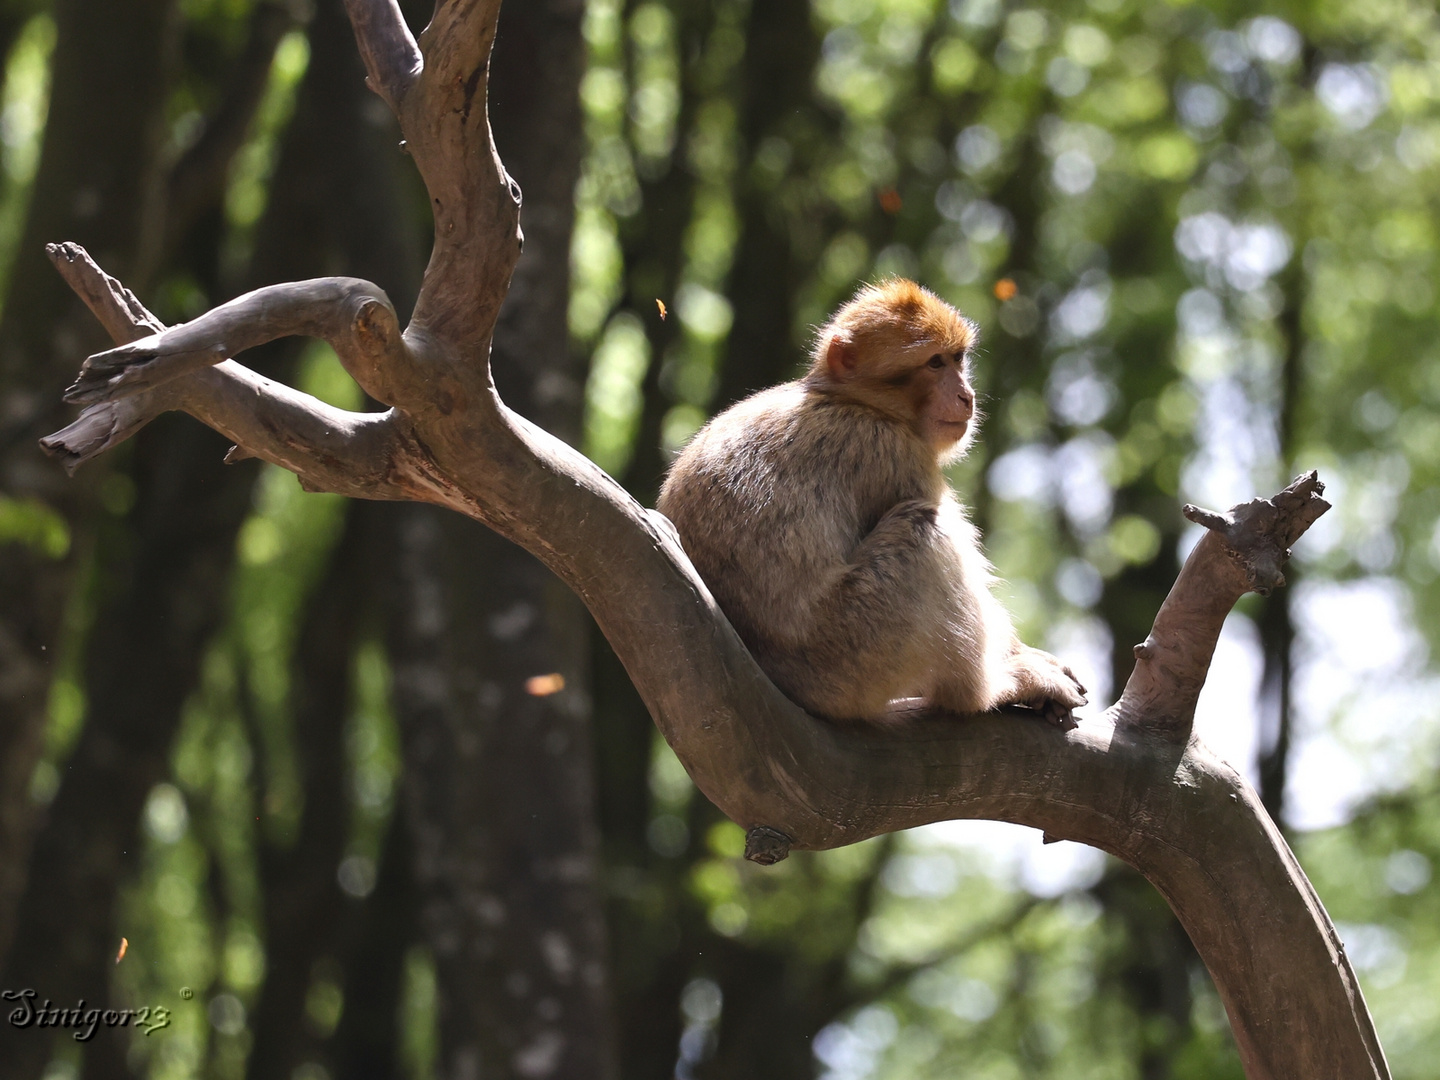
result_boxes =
[809,278,978,380]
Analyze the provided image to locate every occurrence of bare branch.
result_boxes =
[174,362,419,501]
[47,242,164,343]
[1117,472,1330,738]
[418,0,502,78]
[40,392,179,475]
[39,243,177,471]
[41,247,427,503]
[391,0,519,354]
[63,277,412,410]
[439,405,1383,1078]
[341,0,420,112]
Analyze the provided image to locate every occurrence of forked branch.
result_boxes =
[1119,471,1330,736]
[36,1,1387,1078]
[41,244,413,501]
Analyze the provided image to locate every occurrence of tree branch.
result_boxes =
[1117,472,1330,738]
[37,1,1388,1077]
[40,246,417,503]
[63,277,410,409]
[340,0,420,111]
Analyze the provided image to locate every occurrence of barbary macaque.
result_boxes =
[657,279,1087,725]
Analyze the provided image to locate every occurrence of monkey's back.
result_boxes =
[658,381,942,661]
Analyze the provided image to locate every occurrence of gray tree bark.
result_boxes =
[379,1,613,1075]
[36,2,1391,1078]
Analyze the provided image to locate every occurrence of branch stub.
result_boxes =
[744,826,793,865]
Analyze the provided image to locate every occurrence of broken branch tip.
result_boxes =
[744,826,793,865]
[1182,504,1229,532]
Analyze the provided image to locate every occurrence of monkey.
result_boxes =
[657,278,1087,725]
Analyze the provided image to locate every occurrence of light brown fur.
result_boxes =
[658,279,1086,723]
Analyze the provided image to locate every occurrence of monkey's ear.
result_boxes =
[825,332,857,380]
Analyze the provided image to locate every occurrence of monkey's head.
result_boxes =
[809,279,980,460]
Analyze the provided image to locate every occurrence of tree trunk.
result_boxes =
[378,2,613,1077]
[0,6,348,1078]
[714,0,827,411]
[244,507,367,1080]
[0,0,174,970]
[327,804,417,1080]
[241,1,425,1075]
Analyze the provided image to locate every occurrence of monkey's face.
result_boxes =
[911,351,977,455]
[818,331,979,457]
[810,278,982,457]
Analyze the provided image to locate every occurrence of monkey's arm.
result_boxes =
[767,499,960,720]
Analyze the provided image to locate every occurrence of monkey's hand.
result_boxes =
[999,646,1088,728]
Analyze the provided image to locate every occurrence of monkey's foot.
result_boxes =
[1037,697,1081,730]
[998,646,1087,728]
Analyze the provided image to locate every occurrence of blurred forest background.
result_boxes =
[1,0,1439,1077]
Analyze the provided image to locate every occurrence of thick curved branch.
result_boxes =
[64,277,411,409]
[440,418,1386,1080]
[38,2,1387,1078]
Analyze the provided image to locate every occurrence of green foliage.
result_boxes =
[400,946,439,1080]
[220,28,310,277]
[105,346,379,1075]
[0,11,51,305]
[1294,791,1440,1072]
[0,492,67,558]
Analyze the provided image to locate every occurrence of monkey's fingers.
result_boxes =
[1051,676,1087,710]
[1040,698,1079,730]
[1061,665,1088,699]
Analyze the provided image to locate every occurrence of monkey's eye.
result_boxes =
[926,354,945,369]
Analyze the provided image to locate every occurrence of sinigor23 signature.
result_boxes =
[2,990,171,1040]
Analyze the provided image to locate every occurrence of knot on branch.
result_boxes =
[1181,471,1330,597]
[354,296,400,351]
[744,826,792,865]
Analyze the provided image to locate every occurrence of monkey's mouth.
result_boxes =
[930,420,970,448]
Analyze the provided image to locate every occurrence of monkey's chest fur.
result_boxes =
[658,382,1000,720]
